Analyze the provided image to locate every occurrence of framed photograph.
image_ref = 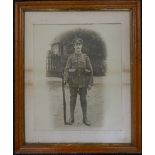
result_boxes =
[14,0,141,154]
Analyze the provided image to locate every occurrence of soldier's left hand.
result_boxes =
[85,69,90,73]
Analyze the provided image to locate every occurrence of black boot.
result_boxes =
[83,118,91,126]
[80,92,91,126]
[68,118,74,125]
[69,95,76,125]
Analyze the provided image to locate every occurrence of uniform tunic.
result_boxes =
[64,53,93,88]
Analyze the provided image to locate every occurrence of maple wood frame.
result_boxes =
[14,0,141,154]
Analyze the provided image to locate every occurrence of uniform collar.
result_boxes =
[74,52,82,56]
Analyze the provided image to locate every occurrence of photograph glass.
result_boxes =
[24,11,131,143]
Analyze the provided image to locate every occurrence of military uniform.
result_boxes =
[64,52,93,125]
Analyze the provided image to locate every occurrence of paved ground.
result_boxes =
[48,78,105,129]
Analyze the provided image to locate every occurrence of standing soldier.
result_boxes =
[64,38,93,126]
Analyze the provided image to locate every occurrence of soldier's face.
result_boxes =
[74,42,82,52]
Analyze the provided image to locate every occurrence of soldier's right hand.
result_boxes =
[87,84,92,90]
[69,68,76,72]
[64,81,67,85]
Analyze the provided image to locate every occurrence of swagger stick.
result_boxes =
[62,73,67,125]
[60,43,69,125]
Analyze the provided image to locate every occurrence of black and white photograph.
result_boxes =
[24,11,131,143]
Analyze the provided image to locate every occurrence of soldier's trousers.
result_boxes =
[69,86,88,121]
